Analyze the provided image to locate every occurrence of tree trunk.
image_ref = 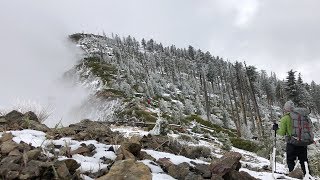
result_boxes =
[203,72,211,122]
[235,65,248,126]
[228,64,242,137]
[244,62,264,138]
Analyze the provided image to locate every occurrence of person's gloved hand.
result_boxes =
[272,123,279,131]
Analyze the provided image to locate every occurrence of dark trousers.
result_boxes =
[286,143,308,174]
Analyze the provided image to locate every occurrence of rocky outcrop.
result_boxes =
[48,119,124,144]
[0,110,50,132]
[0,132,81,179]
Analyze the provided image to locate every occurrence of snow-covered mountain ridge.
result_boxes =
[66,33,320,179]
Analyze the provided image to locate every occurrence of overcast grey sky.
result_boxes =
[1,0,319,125]
[1,0,320,83]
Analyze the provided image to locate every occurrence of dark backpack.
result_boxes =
[287,108,314,146]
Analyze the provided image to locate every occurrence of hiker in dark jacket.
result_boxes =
[277,100,313,175]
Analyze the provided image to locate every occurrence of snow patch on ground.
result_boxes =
[152,173,176,180]
[143,149,209,166]
[140,160,164,173]
[111,126,149,137]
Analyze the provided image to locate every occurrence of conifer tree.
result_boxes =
[285,69,299,104]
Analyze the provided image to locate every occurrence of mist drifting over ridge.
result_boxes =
[0,1,93,127]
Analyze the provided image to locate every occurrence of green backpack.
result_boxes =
[286,108,314,146]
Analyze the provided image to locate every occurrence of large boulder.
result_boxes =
[97,159,152,180]
[210,152,242,176]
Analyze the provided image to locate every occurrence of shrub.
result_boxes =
[230,137,259,152]
[178,134,197,143]
[184,146,212,159]
[135,110,157,122]
[217,132,232,151]
[184,114,237,137]
[309,152,320,177]
[77,56,117,83]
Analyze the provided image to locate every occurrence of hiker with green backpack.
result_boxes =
[275,100,314,175]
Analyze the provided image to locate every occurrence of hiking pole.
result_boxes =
[272,122,279,174]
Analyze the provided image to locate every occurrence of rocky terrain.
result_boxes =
[0,110,310,180]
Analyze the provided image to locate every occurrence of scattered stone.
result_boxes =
[87,144,96,152]
[61,159,80,172]
[185,172,204,180]
[97,159,152,180]
[4,110,24,122]
[21,120,50,132]
[29,160,53,168]
[137,151,156,161]
[19,162,41,179]
[223,170,257,180]
[23,111,39,122]
[100,156,114,164]
[1,140,19,154]
[0,163,21,176]
[211,174,224,180]
[121,135,141,156]
[167,162,190,179]
[1,155,22,164]
[71,146,91,156]
[157,157,174,171]
[288,167,304,179]
[8,149,22,156]
[17,142,32,152]
[6,170,20,180]
[194,163,211,178]
[55,161,71,179]
[107,146,115,152]
[115,146,136,160]
[0,132,13,142]
[0,117,7,123]
[26,149,41,161]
